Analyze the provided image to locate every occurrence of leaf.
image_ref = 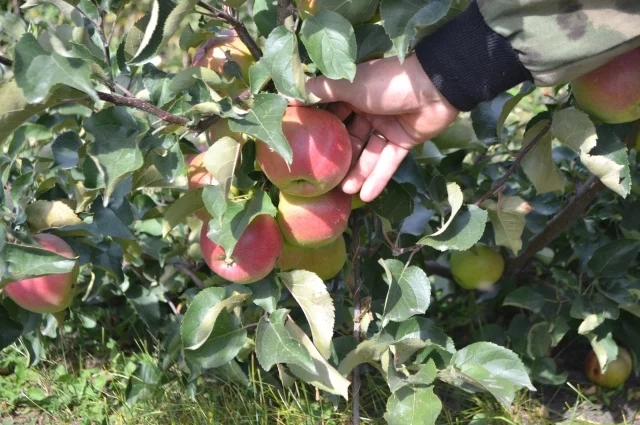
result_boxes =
[169,66,228,93]
[255,309,316,373]
[355,23,393,62]
[161,189,205,237]
[206,190,277,256]
[261,26,306,100]
[1,243,77,286]
[588,240,640,278]
[319,0,379,25]
[285,319,350,399]
[229,93,292,165]
[159,0,201,55]
[128,0,175,65]
[84,107,145,204]
[380,259,431,327]
[249,61,272,95]
[384,386,442,425]
[503,287,546,314]
[496,82,536,138]
[526,321,552,359]
[125,359,162,405]
[25,200,82,233]
[380,0,451,62]
[52,131,83,169]
[300,11,357,81]
[181,287,250,350]
[0,306,24,351]
[369,180,415,224]
[586,330,618,373]
[252,276,281,313]
[571,294,619,335]
[21,0,84,26]
[482,196,533,255]
[520,120,565,194]
[253,0,278,37]
[280,270,335,359]
[552,109,630,197]
[203,136,241,196]
[13,33,97,103]
[431,116,483,150]
[418,205,487,251]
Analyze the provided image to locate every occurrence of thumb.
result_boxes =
[304,75,354,104]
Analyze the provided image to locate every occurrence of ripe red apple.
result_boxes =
[187,152,217,221]
[200,214,283,284]
[277,189,351,248]
[278,235,347,280]
[256,107,352,198]
[4,234,78,313]
[572,47,640,124]
[193,29,255,97]
[585,347,634,389]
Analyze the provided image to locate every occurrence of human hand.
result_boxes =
[303,54,459,202]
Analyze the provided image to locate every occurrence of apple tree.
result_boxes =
[0,0,638,423]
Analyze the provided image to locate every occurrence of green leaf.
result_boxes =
[520,120,565,194]
[503,287,546,314]
[552,109,630,197]
[128,0,175,65]
[181,287,250,350]
[125,359,162,405]
[202,185,228,219]
[1,243,77,286]
[14,33,97,103]
[300,11,357,82]
[380,259,431,327]
[169,66,229,93]
[159,0,201,55]
[25,200,82,233]
[0,305,24,350]
[384,386,442,425]
[285,319,350,399]
[418,205,487,251]
[280,270,335,359]
[586,330,618,373]
[369,180,415,224]
[261,26,307,100]
[52,131,83,169]
[588,240,640,278]
[161,189,205,237]
[229,93,292,165]
[319,0,379,25]
[252,276,281,313]
[355,23,393,63]
[526,321,552,359]
[431,116,483,150]
[203,136,241,196]
[496,82,535,138]
[571,294,619,335]
[206,190,277,256]
[482,196,532,255]
[21,0,84,26]
[380,0,451,62]
[255,309,316,373]
[249,61,272,95]
[253,0,278,37]
[84,107,146,204]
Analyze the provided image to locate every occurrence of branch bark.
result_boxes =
[96,91,190,126]
[0,55,14,67]
[277,0,295,26]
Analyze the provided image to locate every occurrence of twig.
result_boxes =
[277,0,295,26]
[13,0,21,18]
[0,55,14,67]
[197,1,262,60]
[425,260,453,279]
[98,10,112,73]
[475,121,552,206]
[506,175,604,275]
[175,263,205,288]
[350,214,362,425]
[97,91,191,126]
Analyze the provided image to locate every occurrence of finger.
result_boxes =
[341,133,386,195]
[359,143,410,202]
[347,113,372,142]
[306,75,354,104]
[362,113,417,150]
[326,102,353,121]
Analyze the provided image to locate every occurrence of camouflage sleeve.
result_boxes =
[477,0,640,86]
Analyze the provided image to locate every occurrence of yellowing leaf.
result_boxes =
[25,200,82,233]
[482,196,533,255]
[520,120,565,194]
[279,270,335,359]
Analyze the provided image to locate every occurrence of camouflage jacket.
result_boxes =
[478,0,640,86]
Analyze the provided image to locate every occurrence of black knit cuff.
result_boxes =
[414,1,533,112]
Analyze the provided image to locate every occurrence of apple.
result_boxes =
[571,47,640,124]
[187,152,217,221]
[256,107,352,197]
[295,0,317,19]
[192,29,255,97]
[449,244,504,290]
[4,234,78,313]
[277,188,351,248]
[200,214,283,284]
[278,235,347,280]
[585,347,633,389]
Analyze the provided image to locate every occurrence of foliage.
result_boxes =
[0,1,639,424]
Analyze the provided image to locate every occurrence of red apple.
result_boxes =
[278,235,347,280]
[585,347,634,389]
[277,188,351,248]
[256,107,352,198]
[200,214,283,284]
[4,234,78,313]
[187,152,217,221]
[572,47,640,124]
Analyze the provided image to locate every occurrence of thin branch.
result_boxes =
[350,214,362,425]
[197,1,262,61]
[475,121,552,206]
[277,0,295,26]
[98,10,112,73]
[175,263,205,288]
[0,55,14,67]
[97,91,191,126]
[424,260,453,279]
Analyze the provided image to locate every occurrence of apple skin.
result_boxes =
[277,189,351,248]
[256,107,352,198]
[4,234,78,313]
[585,347,633,389]
[278,235,347,280]
[571,47,640,124]
[295,0,317,19]
[200,214,283,284]
[186,152,217,221]
[193,29,255,97]
[449,244,505,290]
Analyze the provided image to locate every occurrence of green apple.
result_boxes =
[450,244,505,290]
[585,347,633,389]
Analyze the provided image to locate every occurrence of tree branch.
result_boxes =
[197,2,262,61]
[0,55,14,67]
[350,214,362,425]
[475,121,552,206]
[277,0,295,26]
[96,91,191,126]
[425,260,453,279]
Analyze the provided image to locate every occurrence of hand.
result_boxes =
[303,54,459,202]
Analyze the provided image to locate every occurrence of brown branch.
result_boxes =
[350,214,362,425]
[0,55,14,67]
[506,175,604,275]
[174,263,204,288]
[475,121,552,206]
[97,91,191,126]
[197,2,262,61]
[425,260,453,279]
[277,0,295,26]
